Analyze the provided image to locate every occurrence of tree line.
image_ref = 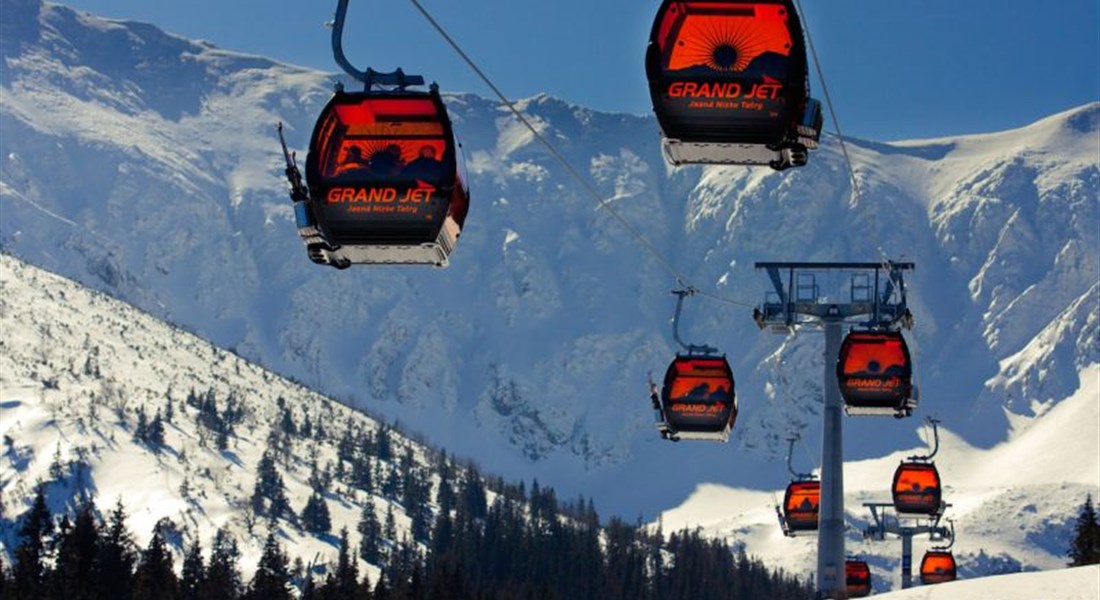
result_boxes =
[0,484,813,600]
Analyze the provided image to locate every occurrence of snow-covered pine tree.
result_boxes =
[1069,494,1100,566]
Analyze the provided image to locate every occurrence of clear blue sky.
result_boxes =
[58,0,1100,141]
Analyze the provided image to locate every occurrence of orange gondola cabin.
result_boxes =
[660,355,737,441]
[645,0,822,169]
[303,88,470,267]
[837,330,916,417]
[782,480,820,534]
[845,560,872,598]
[920,550,957,585]
[892,461,942,516]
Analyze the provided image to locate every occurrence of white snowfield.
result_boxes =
[872,565,1100,600]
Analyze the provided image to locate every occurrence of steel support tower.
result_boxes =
[863,503,952,589]
[754,261,915,599]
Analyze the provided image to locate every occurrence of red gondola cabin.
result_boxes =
[920,550,957,585]
[782,480,820,533]
[304,88,470,267]
[845,560,871,597]
[645,0,822,169]
[837,330,915,417]
[659,355,737,441]
[892,461,942,516]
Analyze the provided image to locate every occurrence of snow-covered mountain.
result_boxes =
[1,0,1096,541]
[0,251,469,580]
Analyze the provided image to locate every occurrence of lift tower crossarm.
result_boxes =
[755,262,915,326]
[755,262,916,270]
[862,502,953,590]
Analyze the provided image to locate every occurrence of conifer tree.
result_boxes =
[134,407,149,445]
[291,556,312,600]
[429,509,455,562]
[436,460,456,514]
[180,538,205,600]
[147,410,166,448]
[375,426,392,462]
[307,459,325,493]
[351,453,373,493]
[201,527,241,600]
[246,534,291,600]
[48,500,100,600]
[458,465,487,520]
[384,504,397,544]
[337,426,356,464]
[95,499,136,600]
[382,464,401,501]
[403,468,432,543]
[133,522,180,600]
[11,487,52,600]
[358,502,383,565]
[372,574,390,600]
[300,411,313,439]
[250,450,291,520]
[164,390,174,423]
[301,492,331,535]
[1069,494,1100,566]
[279,406,297,436]
[328,528,360,600]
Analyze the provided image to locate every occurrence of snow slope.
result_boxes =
[0,252,463,580]
[873,565,1099,600]
[1,0,1097,551]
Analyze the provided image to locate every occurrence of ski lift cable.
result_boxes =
[793,0,891,265]
[797,0,929,422]
[406,0,756,310]
[799,434,820,472]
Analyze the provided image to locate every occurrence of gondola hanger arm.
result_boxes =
[671,288,717,355]
[908,417,941,462]
[786,435,815,481]
[330,0,424,90]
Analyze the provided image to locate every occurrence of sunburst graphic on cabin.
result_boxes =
[666,3,792,72]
